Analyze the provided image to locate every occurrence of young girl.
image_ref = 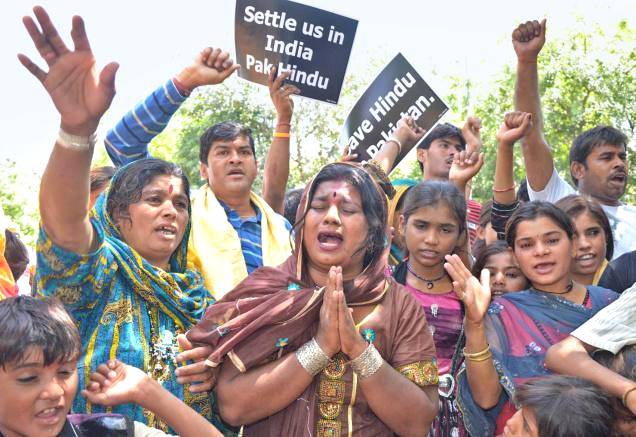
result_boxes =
[446,201,618,436]
[472,241,529,298]
[555,195,614,286]
[393,180,469,436]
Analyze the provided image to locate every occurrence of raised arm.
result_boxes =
[494,112,533,205]
[19,6,118,254]
[546,337,636,415]
[105,47,239,167]
[373,116,426,174]
[449,117,485,195]
[513,19,554,191]
[444,254,502,409]
[83,360,222,437]
[262,67,299,213]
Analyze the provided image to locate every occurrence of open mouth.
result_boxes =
[317,231,343,251]
[609,172,626,184]
[533,262,555,274]
[35,406,64,424]
[576,253,597,268]
[491,288,506,297]
[156,225,177,238]
[228,169,244,176]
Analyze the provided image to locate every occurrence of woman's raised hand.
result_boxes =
[315,266,342,357]
[444,254,492,324]
[18,6,118,136]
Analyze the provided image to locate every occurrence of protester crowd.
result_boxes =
[0,6,634,437]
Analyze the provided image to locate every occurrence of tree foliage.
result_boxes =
[0,159,40,246]
[447,20,635,203]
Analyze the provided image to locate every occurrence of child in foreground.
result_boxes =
[0,296,221,437]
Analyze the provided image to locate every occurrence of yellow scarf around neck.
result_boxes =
[187,185,293,299]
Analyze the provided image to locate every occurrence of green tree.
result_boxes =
[447,20,636,204]
[0,159,40,246]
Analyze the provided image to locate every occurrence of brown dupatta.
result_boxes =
[187,162,391,372]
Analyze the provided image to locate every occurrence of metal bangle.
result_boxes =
[350,343,383,379]
[296,338,330,377]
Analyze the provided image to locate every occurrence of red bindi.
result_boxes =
[168,184,174,194]
[332,192,337,198]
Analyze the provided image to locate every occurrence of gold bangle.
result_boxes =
[622,386,636,408]
[465,351,493,362]
[463,344,491,359]
[273,132,290,138]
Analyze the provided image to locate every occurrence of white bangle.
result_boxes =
[57,128,97,150]
[386,137,402,155]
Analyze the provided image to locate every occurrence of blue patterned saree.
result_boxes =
[35,170,217,431]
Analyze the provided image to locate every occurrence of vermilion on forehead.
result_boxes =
[142,176,184,194]
[313,181,361,205]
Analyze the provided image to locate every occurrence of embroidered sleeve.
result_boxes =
[396,359,439,387]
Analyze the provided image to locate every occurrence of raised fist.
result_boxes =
[512,19,547,63]
[496,112,533,146]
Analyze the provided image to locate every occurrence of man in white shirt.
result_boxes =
[512,19,635,258]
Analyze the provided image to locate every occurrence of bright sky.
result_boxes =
[2,0,633,173]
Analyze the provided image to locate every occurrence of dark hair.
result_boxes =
[4,229,29,281]
[283,188,304,226]
[471,240,521,279]
[569,126,628,187]
[106,158,190,223]
[0,296,81,368]
[517,179,530,202]
[199,121,256,164]
[592,345,636,436]
[515,375,614,437]
[480,200,493,229]
[505,201,575,249]
[402,180,467,236]
[555,194,614,260]
[416,123,466,171]
[89,165,116,195]
[300,164,387,268]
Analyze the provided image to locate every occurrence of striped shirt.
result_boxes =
[571,283,636,353]
[105,79,187,167]
[219,200,292,274]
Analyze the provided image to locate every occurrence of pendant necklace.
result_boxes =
[406,262,447,289]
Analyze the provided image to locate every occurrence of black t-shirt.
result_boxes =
[598,250,636,294]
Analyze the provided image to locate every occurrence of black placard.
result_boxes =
[235,0,357,104]
[339,53,449,169]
